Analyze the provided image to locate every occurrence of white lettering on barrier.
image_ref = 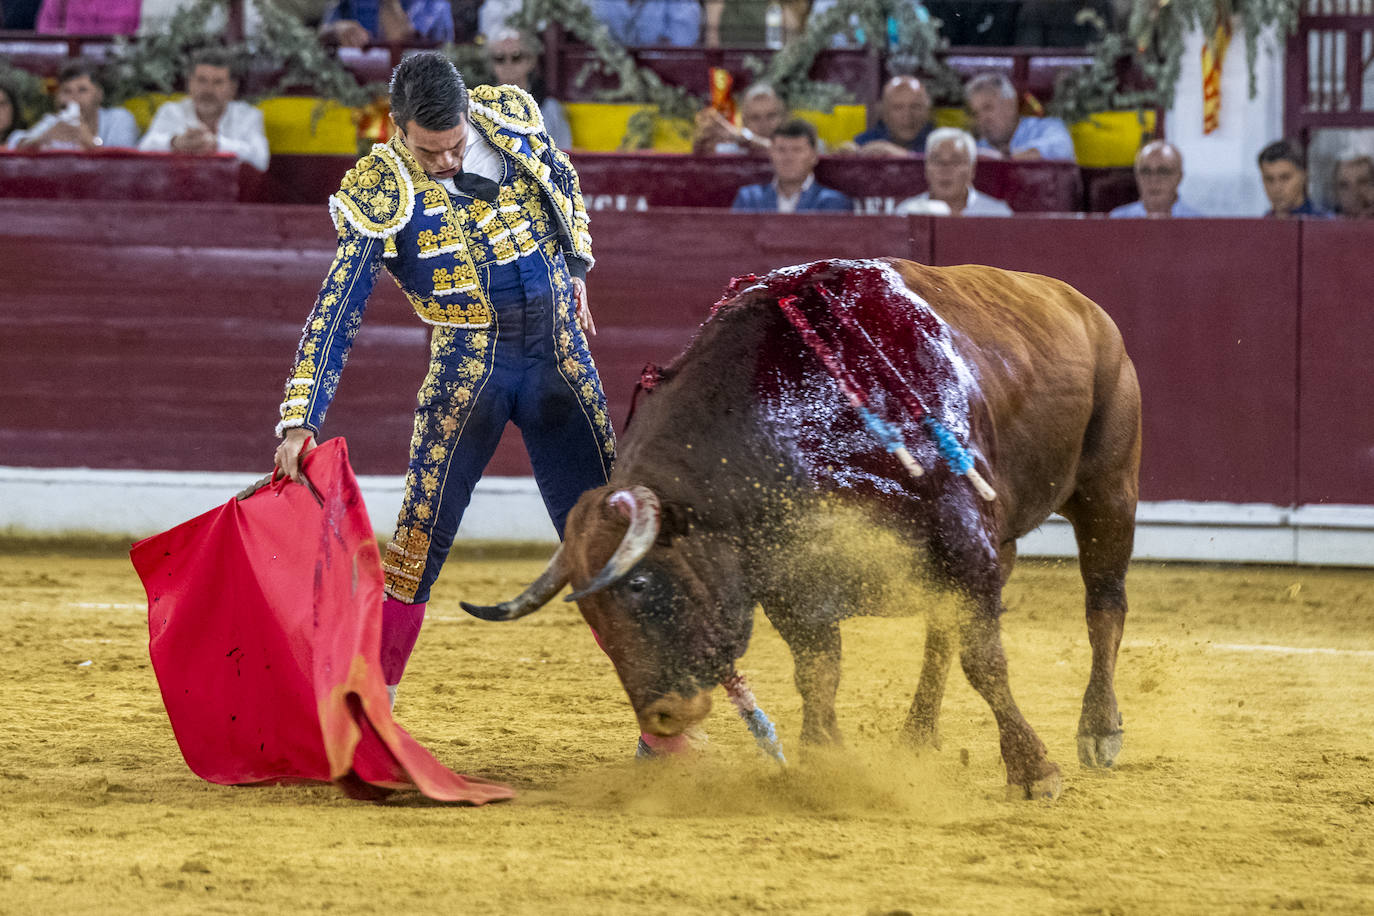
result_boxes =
[858,197,900,214]
[587,194,650,212]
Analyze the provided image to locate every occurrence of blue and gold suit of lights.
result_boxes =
[277,85,615,604]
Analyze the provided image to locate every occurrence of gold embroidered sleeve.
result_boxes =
[276,225,382,437]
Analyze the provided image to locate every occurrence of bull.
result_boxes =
[464,258,1141,800]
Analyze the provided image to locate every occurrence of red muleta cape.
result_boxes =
[131,438,513,804]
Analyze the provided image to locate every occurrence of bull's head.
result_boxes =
[462,485,752,740]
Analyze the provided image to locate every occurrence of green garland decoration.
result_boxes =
[0,56,53,124]
[1051,0,1300,124]
[100,0,383,111]
[510,0,699,149]
[748,0,960,108]
[512,0,963,149]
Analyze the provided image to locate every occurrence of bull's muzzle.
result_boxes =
[638,690,713,737]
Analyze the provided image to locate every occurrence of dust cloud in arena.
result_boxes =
[2,539,1372,913]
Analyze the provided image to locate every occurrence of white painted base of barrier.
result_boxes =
[1,466,1371,566]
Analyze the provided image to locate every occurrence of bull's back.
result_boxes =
[888,260,1138,536]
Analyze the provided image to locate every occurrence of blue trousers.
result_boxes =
[383,247,614,603]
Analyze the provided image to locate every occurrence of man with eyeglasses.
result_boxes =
[272,51,612,708]
[1110,140,1203,219]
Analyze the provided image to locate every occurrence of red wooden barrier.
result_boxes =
[928,216,1303,506]
[2,200,1369,508]
[572,152,1084,213]
[0,148,244,201]
[0,149,1084,212]
[1297,218,1374,506]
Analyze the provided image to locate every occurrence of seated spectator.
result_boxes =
[319,0,454,47]
[1257,139,1329,219]
[8,60,140,151]
[844,75,934,157]
[895,127,1012,217]
[139,48,269,171]
[592,0,701,47]
[965,71,1075,161]
[35,0,141,34]
[1332,152,1374,218]
[693,82,788,155]
[0,82,28,146]
[485,27,573,150]
[732,118,852,213]
[478,0,520,38]
[1110,140,1203,218]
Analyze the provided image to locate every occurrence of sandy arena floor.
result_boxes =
[1,541,1372,915]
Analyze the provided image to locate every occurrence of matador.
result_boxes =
[273,52,614,704]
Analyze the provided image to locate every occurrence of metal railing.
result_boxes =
[1285,0,1374,139]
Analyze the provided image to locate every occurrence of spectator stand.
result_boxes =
[0,28,1150,209]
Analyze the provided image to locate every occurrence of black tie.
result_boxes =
[454,171,499,204]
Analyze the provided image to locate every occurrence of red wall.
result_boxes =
[1,201,1368,507]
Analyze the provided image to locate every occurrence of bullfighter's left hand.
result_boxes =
[572,276,596,337]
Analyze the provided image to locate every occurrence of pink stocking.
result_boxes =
[380,596,426,686]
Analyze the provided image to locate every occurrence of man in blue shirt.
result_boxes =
[965,71,1076,162]
[1258,139,1331,218]
[849,75,935,157]
[732,119,853,213]
[1110,140,1203,218]
[592,0,701,46]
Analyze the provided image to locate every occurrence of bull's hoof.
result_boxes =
[1005,768,1063,802]
[1076,729,1124,768]
[900,721,940,751]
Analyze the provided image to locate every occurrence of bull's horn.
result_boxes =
[564,486,661,602]
[460,544,569,621]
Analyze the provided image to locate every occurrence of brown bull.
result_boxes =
[464,258,1141,800]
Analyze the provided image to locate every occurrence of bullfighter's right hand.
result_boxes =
[274,428,317,485]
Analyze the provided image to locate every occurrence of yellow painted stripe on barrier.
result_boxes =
[566,102,866,153]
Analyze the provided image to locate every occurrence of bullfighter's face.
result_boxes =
[395,116,469,181]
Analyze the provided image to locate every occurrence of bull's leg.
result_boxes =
[1060,490,1135,768]
[902,619,953,748]
[959,608,1062,800]
[904,540,1017,749]
[767,611,843,745]
[929,509,1059,799]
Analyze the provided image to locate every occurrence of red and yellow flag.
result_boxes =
[1202,17,1232,134]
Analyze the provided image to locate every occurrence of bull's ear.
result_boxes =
[657,500,692,546]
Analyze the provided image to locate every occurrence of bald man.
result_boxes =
[848,76,934,157]
[1110,140,1203,218]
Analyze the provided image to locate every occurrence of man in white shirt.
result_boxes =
[896,127,1013,217]
[139,48,269,171]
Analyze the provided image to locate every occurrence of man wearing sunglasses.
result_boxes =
[485,28,572,150]
[272,51,611,706]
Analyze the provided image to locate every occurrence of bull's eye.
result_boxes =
[627,574,649,594]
